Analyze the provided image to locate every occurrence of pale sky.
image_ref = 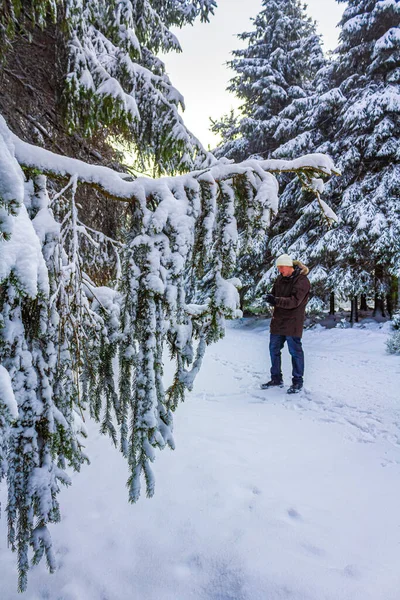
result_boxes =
[161,0,345,149]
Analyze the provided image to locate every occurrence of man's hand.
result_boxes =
[266,293,276,306]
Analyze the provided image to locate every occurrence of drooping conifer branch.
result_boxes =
[12,127,340,219]
[0,113,339,592]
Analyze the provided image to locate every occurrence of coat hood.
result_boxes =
[293,260,309,276]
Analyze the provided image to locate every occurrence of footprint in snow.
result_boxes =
[301,542,326,557]
[343,564,361,579]
[287,507,302,521]
[202,557,246,600]
[248,393,269,403]
[318,417,337,424]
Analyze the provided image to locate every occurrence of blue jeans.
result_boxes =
[269,334,304,385]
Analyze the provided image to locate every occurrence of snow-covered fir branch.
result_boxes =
[0,111,339,590]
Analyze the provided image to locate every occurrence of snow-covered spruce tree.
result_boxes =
[248,59,342,310]
[326,0,400,313]
[63,0,219,173]
[231,66,342,312]
[0,113,338,589]
[211,0,325,162]
[209,0,326,312]
[288,0,400,312]
[261,0,400,313]
[0,122,122,588]
[258,67,345,310]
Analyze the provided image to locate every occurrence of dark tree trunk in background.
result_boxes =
[389,276,399,314]
[239,285,250,313]
[360,294,367,311]
[386,293,393,318]
[329,291,335,315]
[350,296,358,324]
[397,277,400,311]
[373,265,385,317]
[386,277,398,318]
[373,295,385,317]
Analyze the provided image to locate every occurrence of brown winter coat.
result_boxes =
[270,261,310,338]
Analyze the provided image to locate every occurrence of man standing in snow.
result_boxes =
[261,254,310,394]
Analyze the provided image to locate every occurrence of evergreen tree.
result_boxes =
[0,0,217,173]
[209,0,326,312]
[325,0,400,308]
[261,0,400,313]
[260,62,346,309]
[63,0,219,172]
[212,0,325,162]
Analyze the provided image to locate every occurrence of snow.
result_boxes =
[244,153,339,177]
[310,177,324,193]
[0,115,25,240]
[374,27,400,53]
[0,364,18,419]
[32,208,61,244]
[254,173,280,217]
[0,127,24,208]
[95,78,140,118]
[0,203,49,297]
[319,197,339,224]
[214,274,242,316]
[1,320,400,599]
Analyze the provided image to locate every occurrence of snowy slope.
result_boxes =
[1,320,400,600]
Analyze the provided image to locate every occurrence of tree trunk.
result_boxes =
[386,293,393,318]
[360,294,367,311]
[350,296,358,324]
[239,285,250,313]
[397,277,400,310]
[373,265,385,317]
[373,295,385,317]
[329,291,335,315]
[386,277,399,318]
[390,276,399,312]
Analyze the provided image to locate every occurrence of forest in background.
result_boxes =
[213,0,400,321]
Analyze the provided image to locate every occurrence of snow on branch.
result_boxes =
[10,121,339,216]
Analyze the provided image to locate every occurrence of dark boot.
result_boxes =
[287,382,303,394]
[260,379,284,390]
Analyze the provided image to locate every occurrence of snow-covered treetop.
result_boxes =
[212,0,325,162]
[228,0,324,121]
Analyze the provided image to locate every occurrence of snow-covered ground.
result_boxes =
[1,319,400,600]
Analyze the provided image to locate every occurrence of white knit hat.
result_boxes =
[276,253,293,267]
